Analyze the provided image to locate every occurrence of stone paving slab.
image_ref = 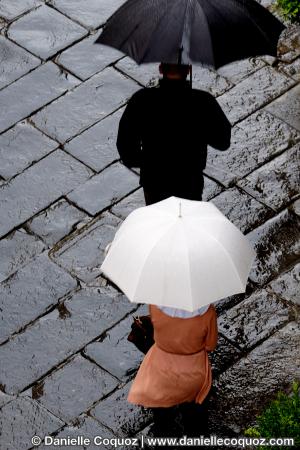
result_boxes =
[50,0,126,30]
[0,61,79,134]
[115,59,159,87]
[64,108,123,172]
[51,212,121,282]
[0,396,64,450]
[0,35,40,90]
[248,207,300,286]
[111,188,145,220]
[211,187,273,233]
[239,143,300,210]
[218,289,291,350]
[278,24,300,63]
[0,251,77,344]
[0,286,134,394]
[279,56,300,81]
[205,111,300,186]
[0,121,58,180]
[32,67,139,143]
[27,199,87,247]
[68,163,139,215]
[269,262,300,306]
[202,176,223,200]
[212,322,300,432]
[36,415,119,450]
[25,355,118,423]
[0,228,45,282]
[218,58,265,85]
[85,305,148,382]
[0,150,93,238]
[192,65,233,96]
[57,30,122,81]
[218,66,295,125]
[265,83,300,132]
[8,5,87,60]
[0,0,41,21]
[91,383,153,437]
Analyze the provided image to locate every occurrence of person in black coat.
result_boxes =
[117,63,231,205]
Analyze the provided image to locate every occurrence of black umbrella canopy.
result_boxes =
[96,0,285,69]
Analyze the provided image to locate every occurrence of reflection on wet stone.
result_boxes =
[0,228,45,282]
[192,66,232,96]
[0,62,79,133]
[51,213,121,282]
[0,252,77,344]
[8,5,87,59]
[218,289,291,350]
[58,30,123,81]
[0,121,58,180]
[211,187,272,233]
[27,199,86,246]
[0,35,40,90]
[65,109,124,172]
[0,397,63,450]
[85,305,148,381]
[213,322,300,432]
[67,163,139,215]
[91,383,153,437]
[209,335,242,377]
[239,144,300,210]
[270,262,300,306]
[218,66,295,125]
[25,355,118,422]
[205,111,300,186]
[32,67,139,143]
[248,208,300,286]
[0,286,134,393]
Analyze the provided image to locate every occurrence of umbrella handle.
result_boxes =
[190,65,192,88]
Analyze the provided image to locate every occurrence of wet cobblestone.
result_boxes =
[0,35,40,89]
[0,0,299,443]
[27,199,87,246]
[0,0,41,21]
[0,62,79,133]
[90,383,153,437]
[8,5,87,60]
[218,66,295,124]
[25,355,118,422]
[0,252,76,344]
[32,67,139,143]
[0,121,58,180]
[57,30,122,81]
[0,150,92,238]
[0,396,64,450]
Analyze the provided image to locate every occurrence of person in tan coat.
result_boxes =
[128,303,218,437]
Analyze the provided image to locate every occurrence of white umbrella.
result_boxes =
[101,197,255,312]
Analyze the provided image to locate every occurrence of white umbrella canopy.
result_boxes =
[101,197,255,312]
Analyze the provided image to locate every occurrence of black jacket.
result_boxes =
[117,78,231,200]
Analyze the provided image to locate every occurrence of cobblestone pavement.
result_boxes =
[0,1,299,449]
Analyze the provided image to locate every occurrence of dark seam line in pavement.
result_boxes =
[37,31,91,64]
[233,184,277,213]
[14,303,140,396]
[0,284,81,347]
[0,146,61,184]
[267,285,300,315]
[59,146,97,174]
[203,172,226,190]
[231,78,299,128]
[265,108,300,134]
[81,352,122,383]
[45,2,92,31]
[26,118,61,146]
[2,4,43,26]
[113,65,150,89]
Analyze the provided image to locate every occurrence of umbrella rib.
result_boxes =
[195,0,215,67]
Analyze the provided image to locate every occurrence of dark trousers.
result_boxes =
[143,188,203,206]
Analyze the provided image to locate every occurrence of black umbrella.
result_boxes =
[96,0,285,69]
